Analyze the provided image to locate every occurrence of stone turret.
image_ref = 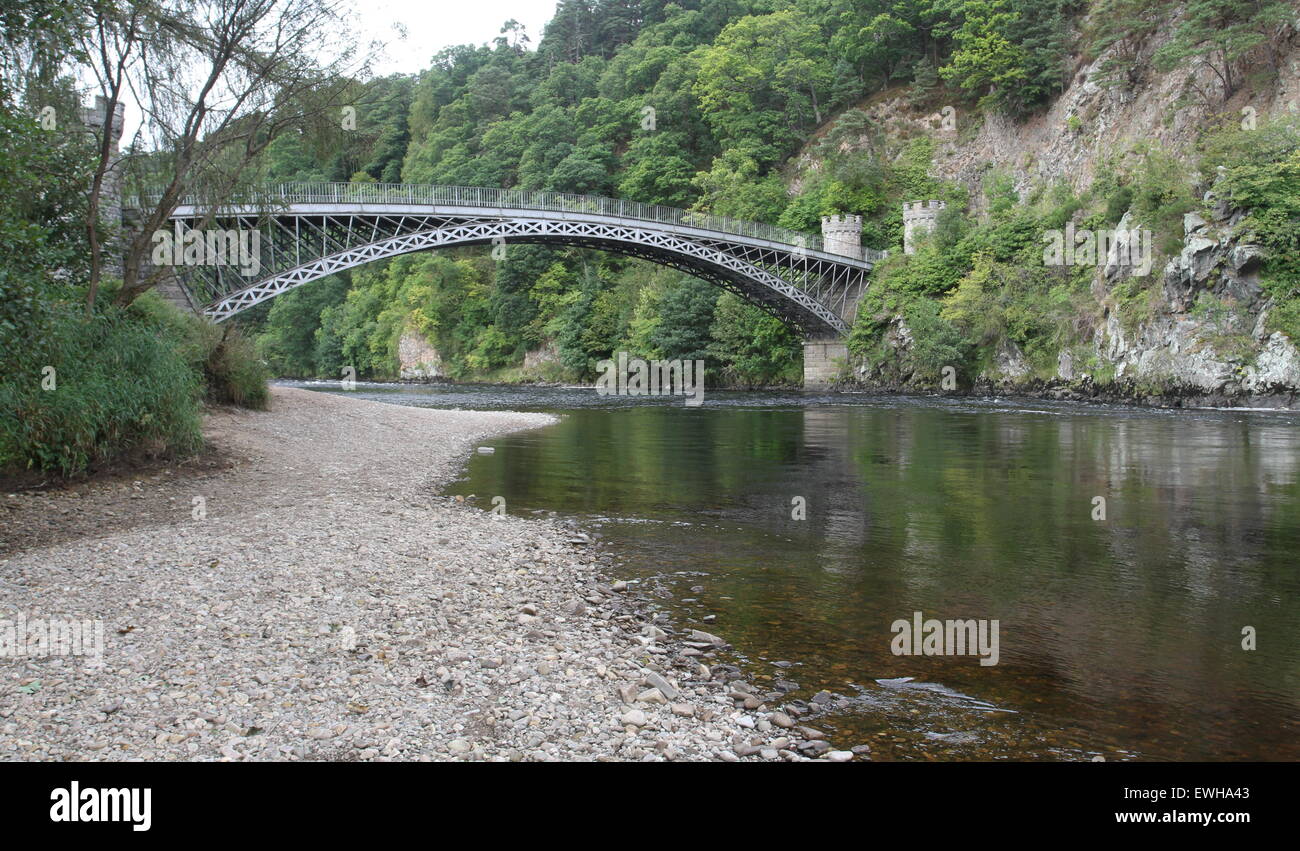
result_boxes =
[81,96,127,276]
[803,214,865,391]
[902,200,945,255]
[80,95,125,141]
[820,214,863,260]
[79,95,194,312]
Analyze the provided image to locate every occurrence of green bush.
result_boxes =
[0,305,203,478]
[129,290,271,409]
[852,179,1102,386]
[204,327,270,409]
[708,292,803,386]
[1128,147,1198,255]
[1,290,271,479]
[904,298,971,383]
[1199,117,1300,342]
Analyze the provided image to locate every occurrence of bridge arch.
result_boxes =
[161,184,880,338]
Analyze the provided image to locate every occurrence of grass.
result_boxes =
[1,291,270,479]
[0,305,203,478]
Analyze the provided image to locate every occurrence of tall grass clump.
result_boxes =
[0,304,204,478]
[129,291,271,409]
[204,327,270,408]
[1,293,271,479]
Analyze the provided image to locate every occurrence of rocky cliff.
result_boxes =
[822,13,1300,408]
[398,330,444,380]
[852,190,1300,408]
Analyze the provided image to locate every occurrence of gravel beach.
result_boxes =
[0,387,857,761]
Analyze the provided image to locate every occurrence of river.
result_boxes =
[296,381,1300,761]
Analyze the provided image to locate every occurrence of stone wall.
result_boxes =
[803,339,848,390]
[153,271,198,314]
[81,96,125,278]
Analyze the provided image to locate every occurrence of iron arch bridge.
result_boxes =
[160,184,882,336]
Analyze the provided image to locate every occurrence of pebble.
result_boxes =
[0,387,858,764]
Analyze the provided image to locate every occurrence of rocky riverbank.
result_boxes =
[0,387,859,762]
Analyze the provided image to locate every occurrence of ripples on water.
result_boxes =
[293,380,1300,761]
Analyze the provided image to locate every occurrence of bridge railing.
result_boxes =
[162,182,888,260]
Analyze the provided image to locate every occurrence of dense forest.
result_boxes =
[241,0,1298,390]
[3,0,1297,476]
[240,0,1083,384]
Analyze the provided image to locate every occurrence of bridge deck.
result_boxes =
[161,183,884,264]
[169,202,878,272]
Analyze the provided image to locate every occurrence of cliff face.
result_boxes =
[1097,206,1299,405]
[929,27,1300,203]
[851,190,1300,408]
[397,330,444,380]
[822,16,1300,408]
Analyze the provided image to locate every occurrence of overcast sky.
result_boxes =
[355,0,561,75]
[99,2,559,146]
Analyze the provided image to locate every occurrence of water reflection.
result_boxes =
[301,382,1300,760]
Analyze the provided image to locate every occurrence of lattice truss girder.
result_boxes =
[171,212,873,336]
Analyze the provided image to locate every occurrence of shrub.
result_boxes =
[1,289,272,479]
[904,298,970,383]
[204,326,270,409]
[1128,146,1198,255]
[0,305,203,478]
[708,292,802,386]
[129,291,271,409]
[1199,117,1300,342]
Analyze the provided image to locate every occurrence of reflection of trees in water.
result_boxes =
[822,407,1300,760]
[674,404,1300,759]
[475,402,1300,759]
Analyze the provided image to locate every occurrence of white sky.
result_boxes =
[355,0,560,75]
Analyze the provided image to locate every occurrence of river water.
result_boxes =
[298,381,1300,761]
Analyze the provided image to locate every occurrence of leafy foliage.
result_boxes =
[0,5,270,478]
[221,0,1297,392]
[249,0,1111,385]
[0,304,204,477]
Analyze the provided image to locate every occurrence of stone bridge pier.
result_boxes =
[803,215,864,390]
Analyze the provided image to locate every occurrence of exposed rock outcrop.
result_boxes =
[844,192,1299,408]
[1091,197,1297,405]
[398,330,443,380]
[523,342,562,372]
[815,19,1300,408]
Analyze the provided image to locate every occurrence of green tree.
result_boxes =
[694,9,835,165]
[257,276,349,376]
[1153,0,1294,102]
[650,277,719,362]
[939,0,1072,118]
[708,292,803,385]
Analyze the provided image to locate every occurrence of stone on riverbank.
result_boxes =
[0,387,849,763]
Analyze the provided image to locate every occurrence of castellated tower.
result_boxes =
[80,96,127,276]
[803,215,864,391]
[820,214,863,260]
[902,200,945,255]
